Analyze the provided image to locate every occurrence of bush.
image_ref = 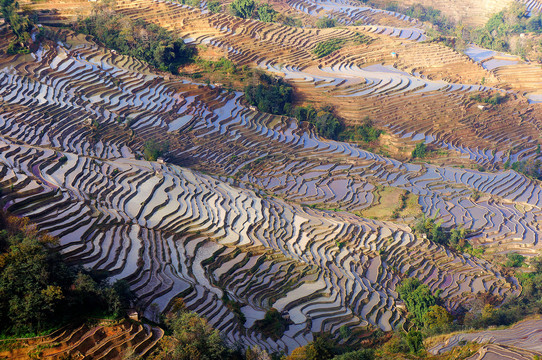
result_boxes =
[207,0,221,13]
[313,39,345,58]
[397,278,437,325]
[294,105,344,140]
[505,252,525,268]
[164,311,235,360]
[230,0,255,18]
[244,78,293,115]
[2,0,34,54]
[316,16,337,28]
[338,117,382,143]
[257,4,277,22]
[143,139,169,161]
[332,349,374,360]
[254,308,290,340]
[412,142,427,159]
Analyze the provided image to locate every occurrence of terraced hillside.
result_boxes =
[3,0,542,355]
[429,317,542,358]
[104,0,542,166]
[0,320,163,360]
[2,35,542,255]
[25,0,542,165]
[0,32,529,352]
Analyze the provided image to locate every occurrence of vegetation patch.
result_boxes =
[253,308,290,341]
[74,7,194,74]
[0,213,132,336]
[244,75,294,115]
[312,34,372,58]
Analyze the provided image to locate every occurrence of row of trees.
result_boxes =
[0,213,132,336]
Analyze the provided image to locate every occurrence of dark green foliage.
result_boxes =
[244,77,293,115]
[305,335,335,360]
[332,349,374,360]
[505,252,525,268]
[313,39,345,58]
[397,278,437,325]
[316,16,337,28]
[411,142,427,159]
[339,325,352,339]
[405,330,424,355]
[470,92,507,105]
[75,12,194,74]
[0,214,131,336]
[142,139,169,161]
[164,310,235,360]
[253,308,289,341]
[1,0,34,54]
[207,0,222,13]
[257,4,277,22]
[504,157,542,180]
[402,4,454,32]
[294,105,344,140]
[230,0,255,19]
[313,111,343,140]
[338,117,382,143]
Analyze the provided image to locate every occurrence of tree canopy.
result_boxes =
[0,213,131,336]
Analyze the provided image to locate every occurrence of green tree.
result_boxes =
[166,311,232,360]
[332,349,374,360]
[244,80,293,115]
[397,278,437,325]
[405,330,424,354]
[412,142,427,159]
[257,3,277,22]
[142,139,169,161]
[230,0,255,19]
[305,335,334,360]
[1,0,33,53]
[207,0,221,13]
[506,252,525,268]
[422,305,453,330]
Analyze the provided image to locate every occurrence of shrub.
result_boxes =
[207,0,221,13]
[397,278,437,325]
[230,0,255,18]
[505,252,525,268]
[165,311,234,360]
[313,39,345,58]
[0,214,131,336]
[316,16,337,28]
[244,78,293,115]
[254,308,290,340]
[143,139,169,161]
[257,4,277,22]
[412,142,427,159]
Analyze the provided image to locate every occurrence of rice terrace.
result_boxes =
[1,0,542,358]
